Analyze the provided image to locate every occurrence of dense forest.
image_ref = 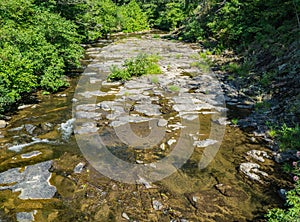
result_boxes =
[0,0,299,220]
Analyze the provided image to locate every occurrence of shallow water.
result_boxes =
[0,34,286,222]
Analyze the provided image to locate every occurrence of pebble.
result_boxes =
[122,212,130,220]
[152,200,163,210]
[74,162,86,174]
[0,120,7,129]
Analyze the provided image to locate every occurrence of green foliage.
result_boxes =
[277,124,300,151]
[168,85,180,92]
[118,0,149,33]
[107,53,162,81]
[81,0,118,40]
[0,0,83,112]
[138,0,186,31]
[267,160,300,221]
[231,118,239,126]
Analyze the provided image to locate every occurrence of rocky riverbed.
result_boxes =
[0,34,290,221]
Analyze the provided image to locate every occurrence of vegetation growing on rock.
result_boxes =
[107,53,161,81]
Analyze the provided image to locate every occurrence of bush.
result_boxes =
[107,53,161,81]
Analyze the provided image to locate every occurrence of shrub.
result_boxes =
[107,53,161,81]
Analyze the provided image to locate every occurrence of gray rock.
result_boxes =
[24,124,36,135]
[157,119,168,127]
[239,162,268,182]
[0,161,56,199]
[278,188,287,200]
[246,150,270,162]
[8,138,50,152]
[16,211,36,222]
[60,118,75,141]
[21,151,42,159]
[75,111,102,120]
[193,139,218,148]
[74,122,99,134]
[18,105,32,110]
[74,162,86,174]
[134,104,161,116]
[8,125,24,131]
[152,200,163,210]
[76,104,98,111]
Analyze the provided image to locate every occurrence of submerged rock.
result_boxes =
[8,138,50,152]
[152,200,163,211]
[21,151,42,159]
[239,162,268,182]
[16,211,37,222]
[74,162,86,174]
[0,161,56,199]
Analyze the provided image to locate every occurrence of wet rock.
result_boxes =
[55,93,67,97]
[246,150,270,162]
[71,98,78,103]
[74,122,99,134]
[122,212,130,220]
[273,150,297,163]
[134,104,161,116]
[167,138,176,146]
[74,162,86,174]
[21,151,42,159]
[157,119,168,127]
[110,115,152,127]
[0,120,7,129]
[215,184,240,197]
[24,124,36,135]
[60,118,75,141]
[152,200,163,210]
[18,104,32,110]
[278,188,287,201]
[8,138,50,152]
[213,117,230,125]
[76,104,98,111]
[8,125,24,131]
[193,139,218,148]
[0,160,56,199]
[239,162,268,182]
[75,111,102,120]
[16,211,37,222]
[160,143,166,150]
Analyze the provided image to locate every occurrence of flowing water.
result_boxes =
[0,34,287,222]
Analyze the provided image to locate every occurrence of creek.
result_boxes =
[0,34,287,222]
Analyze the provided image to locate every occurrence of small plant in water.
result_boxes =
[231,118,238,126]
[175,54,181,59]
[268,128,277,138]
[168,85,180,92]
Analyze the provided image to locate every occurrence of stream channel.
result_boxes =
[0,34,287,222]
